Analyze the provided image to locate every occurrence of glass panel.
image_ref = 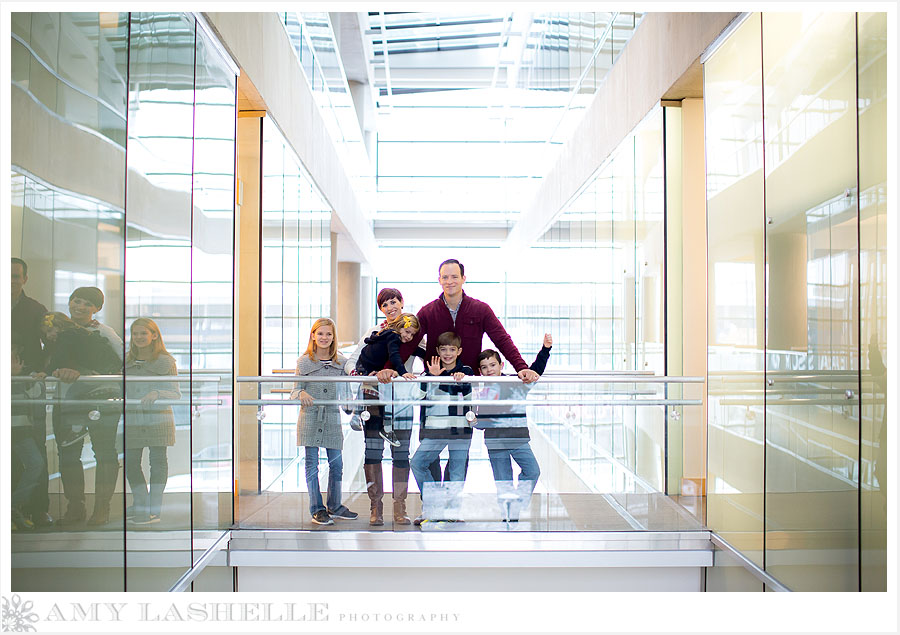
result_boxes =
[704,12,766,569]
[762,11,858,591]
[124,11,196,591]
[706,544,764,592]
[664,105,685,496]
[857,10,887,592]
[238,375,705,532]
[612,132,635,372]
[248,117,332,514]
[11,11,127,592]
[634,107,665,375]
[191,22,237,562]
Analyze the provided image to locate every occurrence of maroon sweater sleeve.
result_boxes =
[479,301,528,372]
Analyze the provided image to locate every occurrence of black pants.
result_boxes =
[53,386,121,506]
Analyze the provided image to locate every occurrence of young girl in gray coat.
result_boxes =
[291,318,359,525]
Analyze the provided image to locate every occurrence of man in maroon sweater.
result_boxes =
[400,259,539,384]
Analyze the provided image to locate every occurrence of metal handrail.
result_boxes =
[11,399,223,406]
[238,398,702,407]
[237,375,704,384]
[718,398,866,406]
[11,375,223,383]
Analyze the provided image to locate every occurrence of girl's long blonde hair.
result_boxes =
[127,317,170,362]
[378,312,419,336]
[304,317,338,362]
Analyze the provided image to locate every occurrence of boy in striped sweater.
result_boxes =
[474,333,551,522]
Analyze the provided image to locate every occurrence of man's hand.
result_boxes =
[543,333,553,348]
[426,356,442,376]
[53,368,81,383]
[452,372,466,381]
[517,368,539,384]
[374,368,398,383]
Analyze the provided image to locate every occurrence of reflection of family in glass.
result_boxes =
[10,257,178,530]
[293,258,552,527]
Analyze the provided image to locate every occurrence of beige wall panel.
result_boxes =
[235,116,262,496]
[681,98,708,483]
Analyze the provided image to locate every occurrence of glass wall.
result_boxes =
[10,11,236,592]
[857,11,887,593]
[704,11,887,592]
[762,11,858,593]
[704,12,766,587]
[517,106,665,375]
[510,106,670,493]
[257,118,332,491]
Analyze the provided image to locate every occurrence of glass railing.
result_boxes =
[235,373,703,532]
[9,373,232,592]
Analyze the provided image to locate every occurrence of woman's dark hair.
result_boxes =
[377,287,403,307]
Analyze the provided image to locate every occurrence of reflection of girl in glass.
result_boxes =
[124,318,180,525]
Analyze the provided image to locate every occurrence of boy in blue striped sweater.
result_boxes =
[474,333,551,522]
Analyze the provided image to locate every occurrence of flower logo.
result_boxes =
[1,595,39,632]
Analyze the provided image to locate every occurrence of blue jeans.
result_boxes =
[411,437,471,518]
[12,429,44,510]
[125,446,169,517]
[304,446,343,515]
[487,443,540,519]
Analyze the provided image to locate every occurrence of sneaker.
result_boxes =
[12,509,35,531]
[30,512,54,527]
[379,429,401,448]
[327,506,358,520]
[311,510,334,525]
[57,426,89,449]
[129,514,160,526]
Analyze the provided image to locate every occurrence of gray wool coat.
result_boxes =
[124,353,180,449]
[291,353,349,450]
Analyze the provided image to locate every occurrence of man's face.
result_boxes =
[68,296,99,323]
[437,344,461,367]
[11,262,26,298]
[479,356,503,376]
[439,263,465,298]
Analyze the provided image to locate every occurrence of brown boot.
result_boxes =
[392,466,411,525]
[364,463,384,526]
